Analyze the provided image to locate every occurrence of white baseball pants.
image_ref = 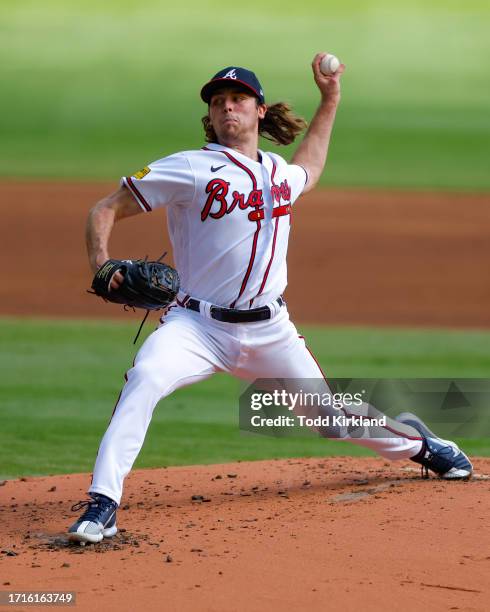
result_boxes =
[89,305,422,504]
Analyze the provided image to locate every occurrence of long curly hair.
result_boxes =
[202,101,307,146]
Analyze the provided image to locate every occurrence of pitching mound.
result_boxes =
[1,457,489,611]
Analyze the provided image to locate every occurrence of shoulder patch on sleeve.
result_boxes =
[133,166,151,180]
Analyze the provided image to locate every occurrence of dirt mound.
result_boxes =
[1,457,489,611]
[2,180,490,326]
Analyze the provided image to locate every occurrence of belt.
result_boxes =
[182,296,285,323]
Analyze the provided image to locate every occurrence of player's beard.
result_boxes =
[214,115,258,145]
[217,116,240,137]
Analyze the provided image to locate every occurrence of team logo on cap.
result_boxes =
[223,69,237,79]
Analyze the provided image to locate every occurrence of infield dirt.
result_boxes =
[2,182,490,610]
[2,181,490,326]
[1,458,489,612]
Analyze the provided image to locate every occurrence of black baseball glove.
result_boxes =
[91,258,180,311]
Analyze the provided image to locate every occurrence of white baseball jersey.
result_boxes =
[121,142,308,309]
[87,142,425,508]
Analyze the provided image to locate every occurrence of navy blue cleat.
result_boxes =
[396,412,473,480]
[68,493,118,545]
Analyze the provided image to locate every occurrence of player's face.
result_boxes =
[208,87,267,143]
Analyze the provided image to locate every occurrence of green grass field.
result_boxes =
[1,0,489,189]
[1,1,488,479]
[1,317,489,479]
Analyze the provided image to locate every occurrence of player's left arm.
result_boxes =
[291,52,345,194]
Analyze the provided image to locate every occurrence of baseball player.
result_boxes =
[68,53,473,544]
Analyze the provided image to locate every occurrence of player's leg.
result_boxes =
[68,307,238,543]
[89,307,237,504]
[237,308,472,478]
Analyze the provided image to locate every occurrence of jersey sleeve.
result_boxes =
[121,153,195,212]
[286,163,308,204]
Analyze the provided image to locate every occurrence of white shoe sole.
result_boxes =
[68,524,117,544]
[441,467,472,480]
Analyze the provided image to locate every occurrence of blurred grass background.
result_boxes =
[1,1,489,478]
[1,318,489,478]
[0,0,489,189]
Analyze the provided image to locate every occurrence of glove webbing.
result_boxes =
[133,251,168,344]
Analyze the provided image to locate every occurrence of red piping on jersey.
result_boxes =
[126,176,152,212]
[107,371,128,421]
[299,337,423,442]
[250,217,278,308]
[271,160,277,183]
[232,219,261,308]
[213,150,262,309]
[250,159,282,307]
[221,150,258,189]
[91,361,134,485]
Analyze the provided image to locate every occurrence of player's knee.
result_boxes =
[128,360,169,393]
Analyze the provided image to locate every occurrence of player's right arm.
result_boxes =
[291,53,344,194]
[86,185,143,285]
[88,154,194,288]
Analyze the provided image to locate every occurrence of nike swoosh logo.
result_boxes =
[211,164,226,173]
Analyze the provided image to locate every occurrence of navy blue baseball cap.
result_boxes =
[200,67,265,104]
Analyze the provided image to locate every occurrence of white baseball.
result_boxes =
[320,54,340,76]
